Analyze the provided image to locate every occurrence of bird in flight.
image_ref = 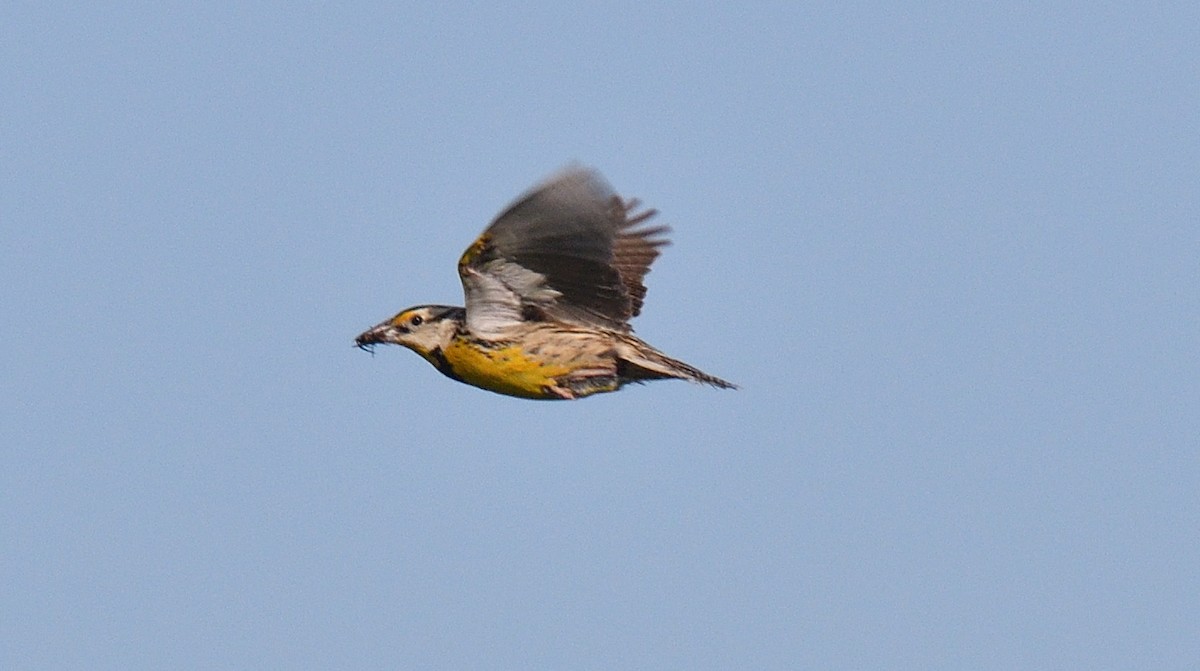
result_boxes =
[355,167,736,400]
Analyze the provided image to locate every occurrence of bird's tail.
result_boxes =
[615,337,738,389]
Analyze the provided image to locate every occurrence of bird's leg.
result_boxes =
[543,384,577,400]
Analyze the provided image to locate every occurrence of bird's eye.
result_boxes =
[410,315,423,327]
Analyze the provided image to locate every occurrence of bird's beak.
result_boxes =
[354,321,393,352]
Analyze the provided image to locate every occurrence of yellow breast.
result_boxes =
[439,336,574,400]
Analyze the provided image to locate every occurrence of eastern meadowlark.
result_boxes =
[355,167,736,400]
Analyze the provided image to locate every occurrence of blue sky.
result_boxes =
[3,3,1197,668]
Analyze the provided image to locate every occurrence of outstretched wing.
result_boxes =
[457,167,669,337]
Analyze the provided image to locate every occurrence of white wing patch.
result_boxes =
[461,261,561,338]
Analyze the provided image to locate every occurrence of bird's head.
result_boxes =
[355,305,464,358]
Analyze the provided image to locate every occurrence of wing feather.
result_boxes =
[458,167,669,335]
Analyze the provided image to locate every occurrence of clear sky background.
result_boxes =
[3,3,1197,669]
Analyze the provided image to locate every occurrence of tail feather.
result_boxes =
[615,338,737,390]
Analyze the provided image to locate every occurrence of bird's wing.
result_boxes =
[457,166,669,337]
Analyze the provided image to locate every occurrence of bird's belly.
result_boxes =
[441,337,578,399]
